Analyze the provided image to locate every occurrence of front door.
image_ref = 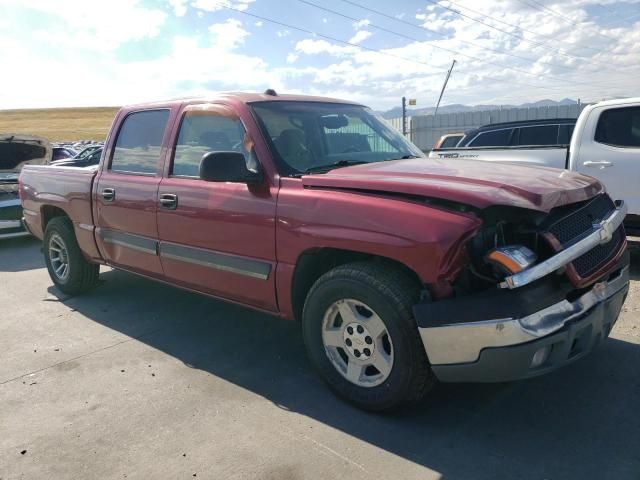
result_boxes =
[156,104,278,311]
[577,105,640,214]
[94,108,171,277]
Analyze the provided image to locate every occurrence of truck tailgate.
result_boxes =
[20,165,103,262]
[428,146,569,169]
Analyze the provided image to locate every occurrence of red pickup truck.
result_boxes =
[20,92,629,411]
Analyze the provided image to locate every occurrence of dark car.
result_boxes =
[52,147,77,161]
[1,134,51,239]
[50,147,103,167]
[457,118,576,148]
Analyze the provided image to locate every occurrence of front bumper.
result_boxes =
[414,253,629,383]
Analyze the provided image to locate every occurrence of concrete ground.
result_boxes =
[1,237,639,480]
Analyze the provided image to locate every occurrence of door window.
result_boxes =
[595,106,640,148]
[172,112,249,177]
[468,129,514,147]
[517,125,559,146]
[111,109,170,174]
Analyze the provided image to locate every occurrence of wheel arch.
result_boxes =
[290,247,423,322]
[41,205,70,233]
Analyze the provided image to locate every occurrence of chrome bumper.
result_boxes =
[500,200,627,289]
[419,264,629,367]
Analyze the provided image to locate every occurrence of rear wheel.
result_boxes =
[302,261,435,411]
[44,217,99,295]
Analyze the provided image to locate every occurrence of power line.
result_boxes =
[436,0,611,56]
[204,1,627,98]
[406,0,615,66]
[515,0,619,42]
[299,0,588,73]
[517,0,580,25]
[298,0,587,83]
[207,2,577,93]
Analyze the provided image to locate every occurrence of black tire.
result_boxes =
[43,216,99,295]
[302,261,435,412]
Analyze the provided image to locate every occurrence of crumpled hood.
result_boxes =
[301,158,603,212]
[0,134,51,180]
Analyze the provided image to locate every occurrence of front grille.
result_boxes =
[572,226,624,277]
[545,194,615,246]
[542,194,623,282]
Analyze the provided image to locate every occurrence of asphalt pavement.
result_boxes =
[1,237,639,479]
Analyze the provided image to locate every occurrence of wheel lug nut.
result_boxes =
[357,325,364,334]
[347,326,353,335]
[363,348,371,356]
[345,338,352,347]
[354,350,361,357]
[365,336,372,344]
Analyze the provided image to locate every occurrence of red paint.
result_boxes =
[18,93,620,320]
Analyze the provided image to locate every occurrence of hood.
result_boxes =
[301,158,603,212]
[0,134,51,181]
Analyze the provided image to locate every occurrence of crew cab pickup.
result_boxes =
[20,92,630,411]
[429,97,640,225]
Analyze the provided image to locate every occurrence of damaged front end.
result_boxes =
[0,134,51,239]
[415,193,629,383]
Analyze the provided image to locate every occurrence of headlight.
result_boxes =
[485,245,537,275]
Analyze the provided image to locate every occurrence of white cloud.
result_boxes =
[276,30,291,37]
[209,18,248,49]
[1,0,166,50]
[348,30,372,44]
[169,0,188,16]
[295,39,358,57]
[352,19,370,29]
[286,53,299,63]
[254,21,263,27]
[191,0,255,13]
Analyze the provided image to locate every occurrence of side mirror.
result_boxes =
[199,151,262,184]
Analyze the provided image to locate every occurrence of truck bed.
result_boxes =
[20,165,103,261]
[428,145,569,169]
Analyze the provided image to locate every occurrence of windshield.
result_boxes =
[251,101,423,175]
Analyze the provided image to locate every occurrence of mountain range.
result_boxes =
[379,98,580,119]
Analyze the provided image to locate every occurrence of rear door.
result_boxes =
[94,108,171,277]
[156,103,278,311]
[576,105,640,213]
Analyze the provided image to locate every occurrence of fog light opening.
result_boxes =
[530,346,551,369]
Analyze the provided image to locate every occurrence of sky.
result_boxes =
[1,0,639,111]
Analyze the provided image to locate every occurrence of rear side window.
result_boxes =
[111,109,170,174]
[595,106,640,148]
[172,112,248,177]
[469,129,513,147]
[517,125,559,146]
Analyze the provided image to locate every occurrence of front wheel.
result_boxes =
[302,261,435,411]
[43,217,99,295]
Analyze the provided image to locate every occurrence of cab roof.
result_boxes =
[121,91,364,111]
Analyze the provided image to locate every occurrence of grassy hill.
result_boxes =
[0,106,120,142]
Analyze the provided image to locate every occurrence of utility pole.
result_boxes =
[434,59,457,117]
[402,96,407,136]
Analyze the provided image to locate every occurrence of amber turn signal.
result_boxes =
[486,245,537,274]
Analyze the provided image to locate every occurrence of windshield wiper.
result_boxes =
[304,160,369,174]
[391,154,421,160]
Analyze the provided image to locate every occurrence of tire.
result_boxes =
[302,261,435,412]
[43,216,99,295]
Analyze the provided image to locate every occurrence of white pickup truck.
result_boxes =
[429,97,640,224]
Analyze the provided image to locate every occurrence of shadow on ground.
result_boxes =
[37,249,640,480]
[0,236,43,272]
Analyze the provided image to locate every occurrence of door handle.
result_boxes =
[159,193,178,210]
[102,188,115,201]
[582,161,612,168]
